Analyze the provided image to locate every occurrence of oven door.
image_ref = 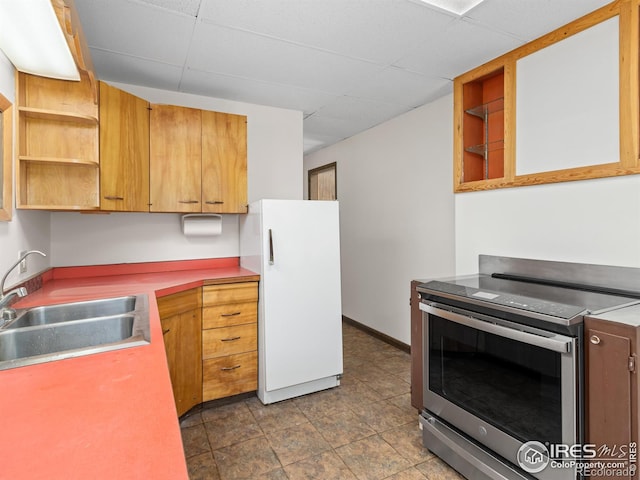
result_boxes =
[420,302,579,480]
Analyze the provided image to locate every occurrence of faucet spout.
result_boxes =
[1,250,47,295]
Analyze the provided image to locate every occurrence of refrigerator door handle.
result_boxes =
[269,229,274,265]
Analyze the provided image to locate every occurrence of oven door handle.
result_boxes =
[420,303,571,353]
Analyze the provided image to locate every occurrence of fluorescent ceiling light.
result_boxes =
[0,0,80,81]
[417,0,486,16]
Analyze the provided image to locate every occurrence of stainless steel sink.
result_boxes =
[5,295,137,329]
[0,295,150,371]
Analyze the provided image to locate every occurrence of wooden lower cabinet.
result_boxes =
[585,316,639,480]
[410,280,423,410]
[158,280,259,413]
[202,282,258,402]
[157,288,203,417]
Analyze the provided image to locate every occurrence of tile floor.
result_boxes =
[180,322,463,480]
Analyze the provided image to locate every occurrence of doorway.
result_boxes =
[308,162,336,200]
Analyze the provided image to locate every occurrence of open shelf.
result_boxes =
[19,156,99,167]
[19,107,98,125]
[459,68,505,184]
[465,97,504,119]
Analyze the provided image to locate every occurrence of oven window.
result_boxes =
[429,315,562,444]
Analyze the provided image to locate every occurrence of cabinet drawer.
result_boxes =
[203,282,258,306]
[202,323,257,359]
[157,288,202,318]
[203,301,257,329]
[203,351,257,401]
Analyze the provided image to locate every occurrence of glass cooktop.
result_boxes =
[419,275,640,320]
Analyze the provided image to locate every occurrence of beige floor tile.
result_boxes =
[213,437,282,480]
[246,396,309,433]
[181,411,204,428]
[254,468,289,480]
[202,401,263,449]
[284,450,358,480]
[182,321,463,480]
[182,424,212,459]
[384,467,428,479]
[335,435,411,480]
[311,410,377,448]
[350,400,417,433]
[186,452,220,480]
[380,423,434,465]
[293,387,353,418]
[334,380,383,406]
[266,421,332,466]
[359,373,411,399]
[387,393,419,418]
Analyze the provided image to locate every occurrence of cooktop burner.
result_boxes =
[420,274,640,321]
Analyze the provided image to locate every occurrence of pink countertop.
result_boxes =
[0,258,259,480]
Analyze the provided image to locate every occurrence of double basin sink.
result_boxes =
[0,295,150,371]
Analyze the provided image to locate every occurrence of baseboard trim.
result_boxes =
[342,315,410,354]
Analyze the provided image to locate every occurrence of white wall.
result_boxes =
[455,176,640,274]
[304,95,456,344]
[51,83,303,267]
[0,52,50,289]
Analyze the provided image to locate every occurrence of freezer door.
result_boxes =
[261,200,343,392]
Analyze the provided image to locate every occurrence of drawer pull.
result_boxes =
[178,200,200,204]
[205,200,224,205]
[104,195,124,200]
[590,335,601,345]
[221,336,241,342]
[220,365,241,371]
[221,312,242,317]
[162,328,171,335]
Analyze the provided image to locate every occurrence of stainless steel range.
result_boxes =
[417,256,640,480]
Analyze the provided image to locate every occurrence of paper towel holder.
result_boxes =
[181,213,223,237]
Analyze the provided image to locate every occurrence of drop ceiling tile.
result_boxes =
[180,68,340,114]
[186,23,385,94]
[89,48,183,90]
[136,0,202,17]
[346,66,452,107]
[75,0,195,65]
[303,133,343,154]
[395,17,524,78]
[304,113,374,140]
[466,0,613,42]
[197,0,455,64]
[315,96,412,125]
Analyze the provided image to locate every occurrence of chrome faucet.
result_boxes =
[0,250,47,324]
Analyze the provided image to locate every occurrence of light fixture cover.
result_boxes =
[0,0,80,81]
[417,0,486,16]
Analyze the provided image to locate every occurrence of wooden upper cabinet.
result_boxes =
[99,82,150,212]
[453,1,640,192]
[149,105,202,213]
[454,64,509,191]
[16,72,99,210]
[202,111,248,214]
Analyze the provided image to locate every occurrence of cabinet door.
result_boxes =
[410,280,423,410]
[585,319,634,480]
[158,289,203,417]
[99,82,150,212]
[150,105,201,212]
[201,111,247,214]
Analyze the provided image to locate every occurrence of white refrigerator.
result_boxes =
[240,199,343,404]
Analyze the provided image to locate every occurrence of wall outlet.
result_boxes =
[18,251,27,274]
